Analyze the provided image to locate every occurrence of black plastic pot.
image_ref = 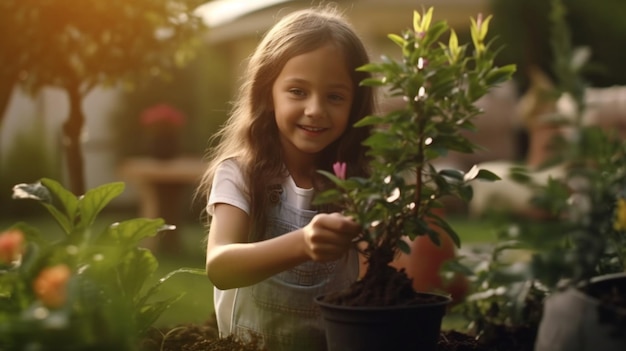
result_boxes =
[315,292,451,351]
[535,272,626,351]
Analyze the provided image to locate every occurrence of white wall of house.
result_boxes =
[1,86,136,206]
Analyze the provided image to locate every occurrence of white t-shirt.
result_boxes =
[207,159,315,335]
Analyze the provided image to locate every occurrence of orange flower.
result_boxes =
[33,264,72,308]
[0,229,24,264]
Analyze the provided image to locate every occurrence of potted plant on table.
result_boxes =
[313,7,515,351]
[140,103,187,160]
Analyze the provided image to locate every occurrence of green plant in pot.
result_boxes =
[457,1,626,350]
[0,178,205,350]
[488,79,626,351]
[313,7,515,351]
[529,2,626,349]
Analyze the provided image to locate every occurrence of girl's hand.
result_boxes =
[302,213,360,262]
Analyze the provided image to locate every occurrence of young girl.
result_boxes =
[197,6,375,351]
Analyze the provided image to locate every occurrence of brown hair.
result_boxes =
[197,5,375,240]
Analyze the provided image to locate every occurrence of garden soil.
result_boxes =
[140,259,536,351]
[140,315,536,351]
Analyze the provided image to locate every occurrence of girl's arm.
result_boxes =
[206,203,360,290]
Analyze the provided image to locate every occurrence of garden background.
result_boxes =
[1,0,626,331]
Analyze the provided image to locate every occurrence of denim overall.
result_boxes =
[231,187,359,351]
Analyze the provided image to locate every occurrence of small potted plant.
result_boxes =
[140,103,187,159]
[313,7,515,351]
[0,178,205,350]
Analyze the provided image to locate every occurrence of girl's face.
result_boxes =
[271,43,354,164]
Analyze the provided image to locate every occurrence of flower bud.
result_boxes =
[332,162,347,180]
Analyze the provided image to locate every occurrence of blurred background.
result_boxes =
[1,0,626,327]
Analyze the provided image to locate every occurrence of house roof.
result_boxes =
[195,0,294,27]
[195,0,488,44]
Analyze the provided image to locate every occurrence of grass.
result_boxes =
[0,210,497,329]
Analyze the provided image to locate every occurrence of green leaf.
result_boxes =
[475,169,501,182]
[457,184,474,202]
[78,182,125,228]
[317,170,345,187]
[439,169,464,181]
[387,33,405,48]
[479,15,493,40]
[412,10,422,32]
[41,178,79,222]
[433,217,461,248]
[103,218,166,247]
[359,77,386,87]
[356,63,387,73]
[485,64,517,86]
[422,21,449,47]
[354,114,386,128]
[118,248,158,301]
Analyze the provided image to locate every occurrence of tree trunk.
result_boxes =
[0,72,17,130]
[62,81,86,195]
[0,74,16,167]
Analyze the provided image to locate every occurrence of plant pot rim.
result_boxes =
[314,291,452,311]
[560,272,626,311]
[588,272,626,284]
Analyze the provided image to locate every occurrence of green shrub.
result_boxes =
[0,178,204,350]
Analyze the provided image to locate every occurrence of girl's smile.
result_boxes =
[298,125,327,134]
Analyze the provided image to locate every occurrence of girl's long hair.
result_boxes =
[197,5,375,240]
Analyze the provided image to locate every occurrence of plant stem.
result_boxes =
[413,101,426,219]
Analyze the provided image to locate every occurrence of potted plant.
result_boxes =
[140,103,187,160]
[529,13,626,346]
[525,105,626,351]
[0,178,205,350]
[313,7,515,351]
[457,1,626,350]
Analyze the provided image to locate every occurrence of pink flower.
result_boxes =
[0,229,24,264]
[333,162,347,180]
[140,103,186,129]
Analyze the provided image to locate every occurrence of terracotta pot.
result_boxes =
[390,207,469,305]
[534,272,626,351]
[315,292,451,351]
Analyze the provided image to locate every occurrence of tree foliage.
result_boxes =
[490,0,626,90]
[0,0,210,194]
